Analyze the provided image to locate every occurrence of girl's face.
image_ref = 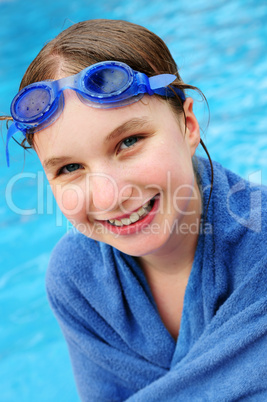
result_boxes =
[34,91,201,257]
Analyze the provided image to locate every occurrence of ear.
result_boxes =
[183,97,200,156]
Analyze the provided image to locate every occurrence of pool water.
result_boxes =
[0,0,266,401]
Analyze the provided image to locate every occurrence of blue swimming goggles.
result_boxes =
[6,60,185,166]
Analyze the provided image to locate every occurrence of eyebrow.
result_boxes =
[43,117,152,171]
[43,156,74,171]
[104,117,152,143]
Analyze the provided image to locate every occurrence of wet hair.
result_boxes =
[1,19,213,213]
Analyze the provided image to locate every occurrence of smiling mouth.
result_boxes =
[107,196,156,227]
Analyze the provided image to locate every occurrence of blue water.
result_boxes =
[0,0,266,401]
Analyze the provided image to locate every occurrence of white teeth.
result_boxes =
[108,198,154,227]
[137,207,146,217]
[129,212,140,223]
[121,218,131,225]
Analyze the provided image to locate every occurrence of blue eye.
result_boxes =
[120,136,139,150]
[59,163,81,175]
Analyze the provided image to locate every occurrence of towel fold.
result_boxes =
[46,157,267,401]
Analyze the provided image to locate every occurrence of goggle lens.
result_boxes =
[83,65,131,97]
[13,86,51,121]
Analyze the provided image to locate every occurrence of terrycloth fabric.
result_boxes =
[46,157,267,401]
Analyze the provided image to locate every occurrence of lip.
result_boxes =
[98,195,160,236]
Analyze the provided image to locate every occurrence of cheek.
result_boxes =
[51,184,87,221]
[130,141,193,189]
[131,142,195,214]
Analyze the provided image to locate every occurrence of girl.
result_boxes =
[2,19,267,401]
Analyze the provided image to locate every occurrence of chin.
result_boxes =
[109,229,172,258]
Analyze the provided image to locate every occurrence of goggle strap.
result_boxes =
[6,123,23,167]
[154,86,186,101]
[149,74,176,90]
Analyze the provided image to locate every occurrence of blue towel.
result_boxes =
[46,157,267,401]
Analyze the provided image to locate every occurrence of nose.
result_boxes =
[90,173,117,212]
[89,173,133,212]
